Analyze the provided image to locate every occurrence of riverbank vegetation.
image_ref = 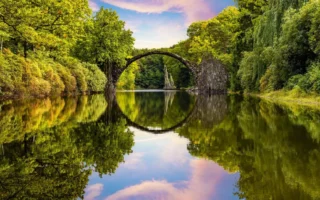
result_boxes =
[166,0,320,97]
[258,89,320,109]
[120,0,320,98]
[118,0,320,98]
[1,0,320,99]
[0,0,133,98]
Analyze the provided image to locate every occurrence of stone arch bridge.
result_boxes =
[106,50,228,94]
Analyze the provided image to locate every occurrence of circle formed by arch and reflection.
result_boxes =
[115,90,196,134]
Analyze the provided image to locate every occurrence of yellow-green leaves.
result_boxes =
[74,8,134,68]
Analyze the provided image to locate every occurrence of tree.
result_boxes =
[187,7,240,66]
[73,8,134,88]
[0,0,91,58]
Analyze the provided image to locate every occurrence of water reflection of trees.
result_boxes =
[116,91,195,130]
[178,96,320,200]
[2,93,320,199]
[0,95,134,199]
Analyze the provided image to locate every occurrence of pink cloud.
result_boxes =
[85,184,104,200]
[102,0,214,25]
[89,0,100,12]
[133,21,188,48]
[105,159,225,200]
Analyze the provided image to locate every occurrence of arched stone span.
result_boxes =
[126,51,198,75]
[107,51,198,89]
[106,50,228,94]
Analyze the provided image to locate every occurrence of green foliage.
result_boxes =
[164,57,194,89]
[0,0,91,57]
[117,62,139,90]
[166,0,320,94]
[0,50,106,98]
[0,95,134,198]
[128,48,195,90]
[234,0,320,93]
[82,63,107,92]
[135,55,165,89]
[188,6,240,66]
[238,47,273,92]
[286,61,320,93]
[73,8,134,69]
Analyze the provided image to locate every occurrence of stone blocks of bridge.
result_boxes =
[197,56,228,94]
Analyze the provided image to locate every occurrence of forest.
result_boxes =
[1,0,320,97]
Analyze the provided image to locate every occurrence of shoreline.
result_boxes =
[247,91,320,110]
[0,91,104,102]
[2,89,320,110]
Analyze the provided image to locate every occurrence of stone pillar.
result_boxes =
[197,56,228,94]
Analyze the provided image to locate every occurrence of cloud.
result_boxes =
[85,184,104,200]
[124,20,142,33]
[102,0,214,25]
[89,0,100,12]
[121,152,145,170]
[133,21,188,48]
[158,134,189,166]
[105,159,225,200]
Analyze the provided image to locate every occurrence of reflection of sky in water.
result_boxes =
[85,127,239,200]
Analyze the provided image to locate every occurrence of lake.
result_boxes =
[0,91,320,200]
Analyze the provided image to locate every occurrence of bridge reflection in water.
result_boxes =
[105,91,228,134]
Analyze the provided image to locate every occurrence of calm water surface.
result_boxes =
[1,91,320,200]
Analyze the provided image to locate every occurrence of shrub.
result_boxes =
[285,62,320,93]
[56,64,77,94]
[307,62,320,93]
[83,63,107,92]
[70,66,88,93]
[29,77,51,97]
[0,50,107,98]
[41,62,65,95]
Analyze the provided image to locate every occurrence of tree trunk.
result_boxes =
[105,61,115,96]
[23,41,28,59]
[0,37,3,53]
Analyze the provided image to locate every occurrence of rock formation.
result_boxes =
[164,65,176,90]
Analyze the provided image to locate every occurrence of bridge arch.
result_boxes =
[109,51,198,89]
[106,50,228,95]
[125,50,197,75]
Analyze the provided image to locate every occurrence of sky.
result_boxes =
[89,0,234,49]
[84,129,239,200]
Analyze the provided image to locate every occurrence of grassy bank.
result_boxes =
[252,88,320,110]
